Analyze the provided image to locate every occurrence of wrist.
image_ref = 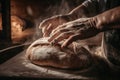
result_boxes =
[89,17,110,32]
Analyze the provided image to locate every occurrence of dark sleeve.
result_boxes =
[82,0,103,16]
[82,0,99,7]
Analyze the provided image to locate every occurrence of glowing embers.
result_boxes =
[0,15,26,36]
[11,16,26,37]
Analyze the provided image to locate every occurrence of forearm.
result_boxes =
[93,6,120,31]
[67,0,100,20]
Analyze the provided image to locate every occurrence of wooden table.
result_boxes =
[0,46,119,80]
[0,48,91,79]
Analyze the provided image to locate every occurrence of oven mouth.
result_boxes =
[0,43,30,64]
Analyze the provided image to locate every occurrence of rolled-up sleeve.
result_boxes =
[82,0,99,7]
[82,0,106,13]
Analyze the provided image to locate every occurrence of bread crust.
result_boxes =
[26,37,93,69]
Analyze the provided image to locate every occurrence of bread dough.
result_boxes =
[26,37,93,69]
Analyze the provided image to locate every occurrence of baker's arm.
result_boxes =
[39,0,100,37]
[92,6,120,30]
[69,0,100,19]
[48,6,120,48]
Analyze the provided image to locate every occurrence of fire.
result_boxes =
[11,16,26,36]
[0,15,26,37]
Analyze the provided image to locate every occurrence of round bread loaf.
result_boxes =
[26,37,93,69]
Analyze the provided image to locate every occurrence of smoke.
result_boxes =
[26,0,71,42]
[47,0,70,15]
[23,0,102,52]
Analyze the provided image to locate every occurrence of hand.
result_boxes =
[39,14,72,37]
[48,18,101,48]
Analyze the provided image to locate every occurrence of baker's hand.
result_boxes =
[48,18,102,48]
[39,14,72,37]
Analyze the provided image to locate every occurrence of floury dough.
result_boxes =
[26,37,94,69]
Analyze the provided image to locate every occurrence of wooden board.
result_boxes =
[0,48,119,80]
[0,50,90,79]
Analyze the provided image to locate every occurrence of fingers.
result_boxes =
[39,18,52,37]
[61,34,80,48]
[48,28,70,42]
[39,15,68,37]
[49,31,81,48]
[48,22,84,47]
[39,18,50,29]
[50,31,74,43]
[43,24,52,37]
[48,28,81,48]
[50,24,65,35]
[51,22,75,35]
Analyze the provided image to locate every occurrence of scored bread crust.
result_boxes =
[26,37,93,69]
